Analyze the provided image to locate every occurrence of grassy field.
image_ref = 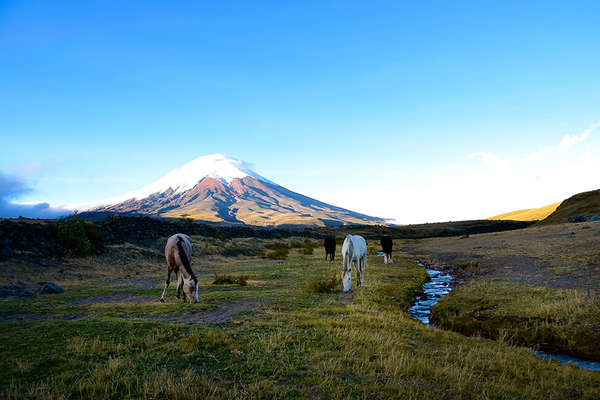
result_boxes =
[402,221,600,362]
[2,236,600,399]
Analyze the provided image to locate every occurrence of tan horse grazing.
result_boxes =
[160,234,198,303]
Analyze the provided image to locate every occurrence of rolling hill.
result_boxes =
[540,189,600,224]
[89,154,385,227]
[486,202,561,221]
[487,189,600,223]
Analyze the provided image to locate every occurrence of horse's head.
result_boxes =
[182,277,199,303]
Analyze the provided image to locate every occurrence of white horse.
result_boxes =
[160,234,198,303]
[341,235,367,292]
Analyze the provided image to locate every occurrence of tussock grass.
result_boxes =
[213,274,248,286]
[309,276,339,293]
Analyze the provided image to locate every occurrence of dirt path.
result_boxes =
[0,299,263,324]
[70,294,157,305]
[139,300,263,323]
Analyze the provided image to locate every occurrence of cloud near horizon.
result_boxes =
[0,171,72,219]
[315,121,600,224]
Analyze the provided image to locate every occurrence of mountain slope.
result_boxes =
[540,189,600,224]
[486,202,561,221]
[91,154,385,227]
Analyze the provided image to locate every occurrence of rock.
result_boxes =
[37,282,65,295]
[39,260,49,267]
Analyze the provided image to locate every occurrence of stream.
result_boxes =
[410,263,600,372]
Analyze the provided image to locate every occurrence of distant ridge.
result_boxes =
[540,189,600,224]
[486,202,561,221]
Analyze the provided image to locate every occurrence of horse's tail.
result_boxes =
[176,236,196,282]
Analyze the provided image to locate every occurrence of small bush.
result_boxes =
[290,240,303,248]
[263,242,289,260]
[83,222,104,248]
[301,239,318,255]
[213,274,248,286]
[57,217,92,256]
[309,276,340,293]
[302,247,314,255]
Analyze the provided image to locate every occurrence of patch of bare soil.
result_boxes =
[133,300,263,323]
[70,294,157,305]
[103,277,162,289]
[339,291,354,305]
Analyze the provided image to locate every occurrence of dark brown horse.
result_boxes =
[381,235,393,264]
[160,234,198,303]
[324,235,336,261]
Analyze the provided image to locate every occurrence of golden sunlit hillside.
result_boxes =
[486,202,561,221]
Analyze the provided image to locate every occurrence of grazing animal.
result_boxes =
[381,235,393,264]
[160,234,198,303]
[341,235,367,292]
[324,235,336,261]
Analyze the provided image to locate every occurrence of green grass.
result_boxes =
[1,239,600,399]
[432,279,600,360]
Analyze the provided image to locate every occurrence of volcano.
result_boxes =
[91,154,384,226]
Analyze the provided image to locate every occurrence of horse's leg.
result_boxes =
[160,270,171,303]
[342,255,352,292]
[361,255,366,287]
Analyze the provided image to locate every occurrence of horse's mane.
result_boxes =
[176,236,197,283]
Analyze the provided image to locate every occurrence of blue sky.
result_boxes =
[1,1,599,222]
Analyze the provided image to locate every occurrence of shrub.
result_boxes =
[309,276,340,293]
[290,240,303,248]
[264,242,289,260]
[301,239,318,255]
[302,247,314,255]
[57,217,92,256]
[213,274,248,286]
[83,222,104,248]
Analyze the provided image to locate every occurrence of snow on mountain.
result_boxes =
[128,154,271,199]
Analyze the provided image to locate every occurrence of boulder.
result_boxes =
[37,282,65,295]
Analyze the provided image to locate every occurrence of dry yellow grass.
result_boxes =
[487,201,561,221]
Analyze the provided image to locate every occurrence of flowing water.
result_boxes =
[410,263,600,372]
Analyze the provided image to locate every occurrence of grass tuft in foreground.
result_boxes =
[213,274,249,286]
[309,276,340,293]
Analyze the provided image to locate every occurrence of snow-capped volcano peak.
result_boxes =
[88,153,385,226]
[118,154,271,202]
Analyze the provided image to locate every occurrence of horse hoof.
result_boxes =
[159,298,165,303]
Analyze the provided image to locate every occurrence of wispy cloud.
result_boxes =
[558,121,600,152]
[468,152,507,169]
[0,171,72,219]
